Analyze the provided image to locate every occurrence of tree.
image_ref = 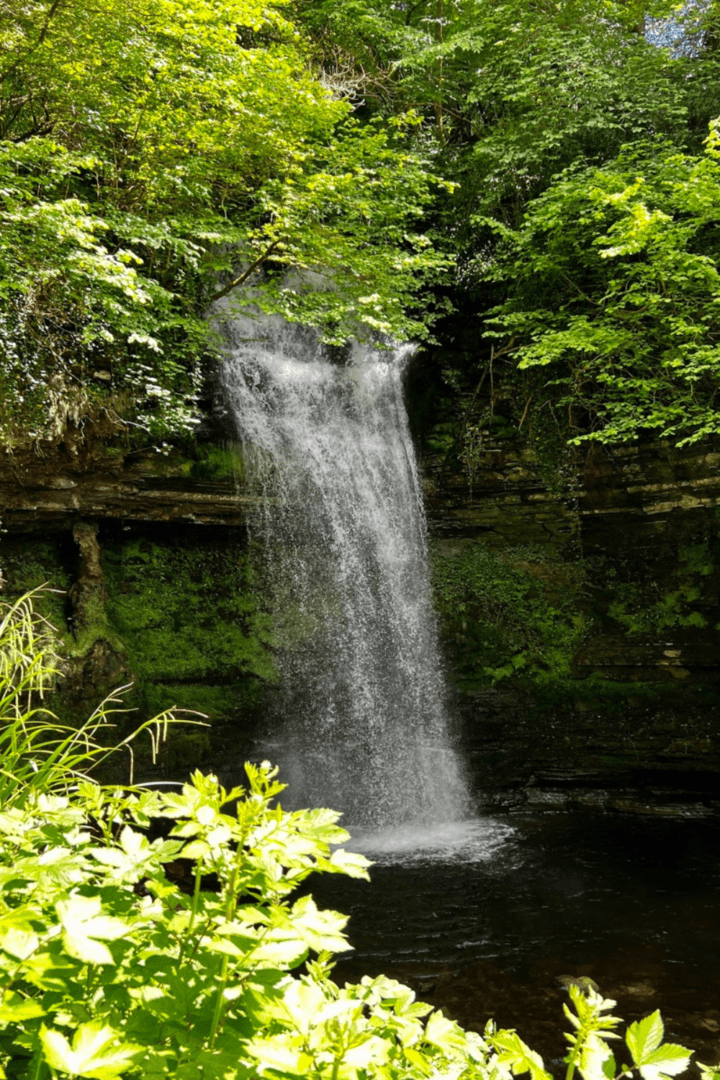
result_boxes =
[485,128,720,445]
[0,0,447,447]
[336,0,720,447]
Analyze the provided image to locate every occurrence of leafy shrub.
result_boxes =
[0,589,181,807]
[0,1,449,448]
[0,761,713,1080]
[487,132,720,447]
[0,590,714,1080]
[607,542,717,637]
[0,763,473,1080]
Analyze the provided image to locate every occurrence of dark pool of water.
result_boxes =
[306,813,720,1071]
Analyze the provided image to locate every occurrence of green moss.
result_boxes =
[0,539,71,624]
[186,445,242,481]
[431,540,589,690]
[141,680,262,719]
[525,673,720,716]
[607,540,718,636]
[0,536,124,655]
[103,535,276,721]
[2,530,277,728]
[66,588,126,660]
[161,730,212,772]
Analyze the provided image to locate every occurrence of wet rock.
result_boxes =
[0,448,256,532]
[59,521,129,705]
[2,427,720,812]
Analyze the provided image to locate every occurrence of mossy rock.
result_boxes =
[430,540,588,690]
[161,730,213,773]
[0,537,73,630]
[103,533,275,684]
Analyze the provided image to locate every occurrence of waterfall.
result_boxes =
[221,316,470,828]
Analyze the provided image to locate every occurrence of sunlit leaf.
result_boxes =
[40,1021,141,1079]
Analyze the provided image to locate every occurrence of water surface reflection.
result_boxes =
[310,813,720,1071]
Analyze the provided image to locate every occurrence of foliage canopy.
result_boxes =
[4,0,720,447]
[0,0,447,444]
[297,0,720,446]
[488,129,720,444]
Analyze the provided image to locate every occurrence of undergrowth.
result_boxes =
[0,590,717,1080]
[431,542,587,686]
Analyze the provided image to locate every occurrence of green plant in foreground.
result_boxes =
[0,590,715,1080]
[0,591,59,719]
[485,985,696,1080]
[0,763,463,1080]
[0,589,189,805]
[0,761,712,1080]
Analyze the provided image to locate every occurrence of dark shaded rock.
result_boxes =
[461,688,720,818]
[68,521,106,626]
[0,448,258,532]
[57,520,130,706]
[2,428,720,812]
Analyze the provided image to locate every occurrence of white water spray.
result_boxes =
[221,316,470,828]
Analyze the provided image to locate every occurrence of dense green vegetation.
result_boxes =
[0,0,448,446]
[308,0,720,445]
[102,537,276,715]
[0,590,712,1080]
[4,0,720,450]
[3,8,719,1072]
[431,543,587,687]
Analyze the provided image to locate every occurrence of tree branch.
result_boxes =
[1,0,68,84]
[38,0,66,47]
[209,240,281,305]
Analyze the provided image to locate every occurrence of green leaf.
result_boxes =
[602,1053,617,1079]
[0,992,45,1022]
[0,926,40,960]
[56,896,132,966]
[245,1033,312,1074]
[639,1044,693,1080]
[287,896,352,954]
[327,849,372,879]
[627,1012,665,1065]
[424,1010,468,1054]
[626,1011,691,1080]
[40,1021,141,1079]
[491,1029,552,1080]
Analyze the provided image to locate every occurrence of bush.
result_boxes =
[0,588,181,807]
[0,761,714,1080]
[0,591,715,1080]
[0,762,479,1079]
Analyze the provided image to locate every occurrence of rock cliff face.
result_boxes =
[1,423,719,814]
[423,432,720,815]
[426,438,720,544]
[0,445,273,779]
[0,449,253,532]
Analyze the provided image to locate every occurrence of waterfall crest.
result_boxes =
[221,316,470,828]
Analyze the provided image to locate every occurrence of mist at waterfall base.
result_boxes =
[221,315,476,844]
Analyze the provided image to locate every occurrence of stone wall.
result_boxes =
[422,430,720,814]
[1,426,719,813]
[0,448,252,533]
[0,447,274,784]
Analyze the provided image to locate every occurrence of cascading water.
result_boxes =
[221,315,470,829]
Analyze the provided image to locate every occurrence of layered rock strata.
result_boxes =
[1,435,719,815]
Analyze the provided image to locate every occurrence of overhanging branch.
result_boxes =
[209,240,281,305]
